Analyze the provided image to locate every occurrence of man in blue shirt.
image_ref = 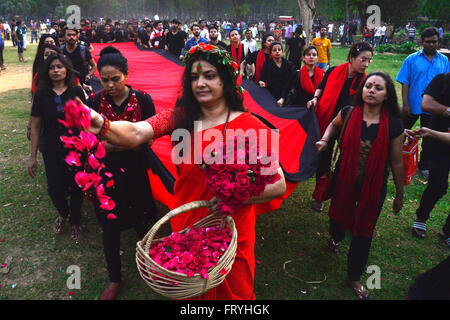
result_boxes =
[396,27,450,177]
[179,23,208,60]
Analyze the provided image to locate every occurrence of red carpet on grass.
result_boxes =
[91,43,320,213]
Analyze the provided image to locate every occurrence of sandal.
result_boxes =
[71,225,82,240]
[53,217,66,234]
[348,281,370,300]
[328,239,340,253]
[312,200,323,212]
[412,221,426,239]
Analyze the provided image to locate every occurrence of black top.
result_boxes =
[99,30,115,43]
[245,50,270,66]
[259,58,295,101]
[209,40,227,50]
[340,105,404,187]
[318,66,364,117]
[226,43,248,63]
[30,86,86,154]
[63,45,92,83]
[166,31,186,56]
[286,37,306,66]
[140,31,151,47]
[423,72,450,163]
[114,30,127,42]
[286,70,315,107]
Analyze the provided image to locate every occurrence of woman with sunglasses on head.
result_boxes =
[28,53,86,240]
[307,42,373,212]
[316,71,404,299]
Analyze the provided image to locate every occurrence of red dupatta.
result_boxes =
[231,42,243,65]
[300,65,324,95]
[328,106,390,238]
[254,49,266,82]
[315,62,365,135]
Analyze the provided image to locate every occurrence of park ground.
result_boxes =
[0,40,448,300]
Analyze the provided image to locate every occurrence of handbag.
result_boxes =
[402,137,419,186]
[313,107,354,202]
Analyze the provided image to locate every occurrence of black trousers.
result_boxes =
[329,219,373,282]
[416,161,450,235]
[102,220,149,283]
[42,152,83,225]
[0,43,4,66]
[402,113,433,170]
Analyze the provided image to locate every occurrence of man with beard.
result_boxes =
[179,23,207,60]
[207,24,227,50]
[61,28,97,87]
[165,19,185,56]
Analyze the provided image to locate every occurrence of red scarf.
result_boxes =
[300,65,324,95]
[254,49,266,82]
[329,106,390,238]
[97,90,142,122]
[315,62,365,135]
[231,42,243,65]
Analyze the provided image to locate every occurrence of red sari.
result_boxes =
[150,111,277,300]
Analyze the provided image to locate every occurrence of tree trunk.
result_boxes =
[296,0,316,44]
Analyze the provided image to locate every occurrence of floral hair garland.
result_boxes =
[182,43,244,96]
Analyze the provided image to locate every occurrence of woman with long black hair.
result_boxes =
[85,46,158,300]
[28,53,86,240]
[316,71,404,299]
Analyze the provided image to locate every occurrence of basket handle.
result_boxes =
[146,200,214,243]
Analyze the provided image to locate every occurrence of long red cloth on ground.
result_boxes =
[91,43,320,213]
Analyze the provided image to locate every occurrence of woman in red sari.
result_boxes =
[79,44,286,300]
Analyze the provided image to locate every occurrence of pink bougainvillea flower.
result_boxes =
[65,151,82,167]
[63,99,91,129]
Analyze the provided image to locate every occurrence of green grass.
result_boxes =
[0,42,448,300]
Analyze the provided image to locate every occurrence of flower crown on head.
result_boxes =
[182,43,244,96]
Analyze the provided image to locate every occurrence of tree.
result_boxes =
[297,0,316,44]
[421,0,450,21]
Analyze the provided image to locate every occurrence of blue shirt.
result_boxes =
[180,36,208,57]
[396,49,450,114]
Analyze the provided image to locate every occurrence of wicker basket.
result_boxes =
[136,200,237,299]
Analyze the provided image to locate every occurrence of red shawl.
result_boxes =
[97,90,142,122]
[231,42,243,65]
[315,62,365,135]
[254,49,266,82]
[328,106,390,238]
[300,65,324,95]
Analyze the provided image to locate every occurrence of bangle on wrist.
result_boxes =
[320,139,328,143]
[314,96,320,100]
[97,115,110,139]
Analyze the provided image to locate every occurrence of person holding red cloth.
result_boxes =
[316,72,404,299]
[243,33,274,82]
[77,44,286,300]
[227,29,247,75]
[285,46,324,107]
[307,42,373,212]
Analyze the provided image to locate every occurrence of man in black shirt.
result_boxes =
[411,72,450,246]
[62,28,97,86]
[139,24,153,49]
[208,25,227,50]
[165,20,186,57]
[114,22,127,43]
[99,23,115,43]
[285,27,306,70]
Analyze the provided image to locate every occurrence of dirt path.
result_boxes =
[0,63,32,93]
